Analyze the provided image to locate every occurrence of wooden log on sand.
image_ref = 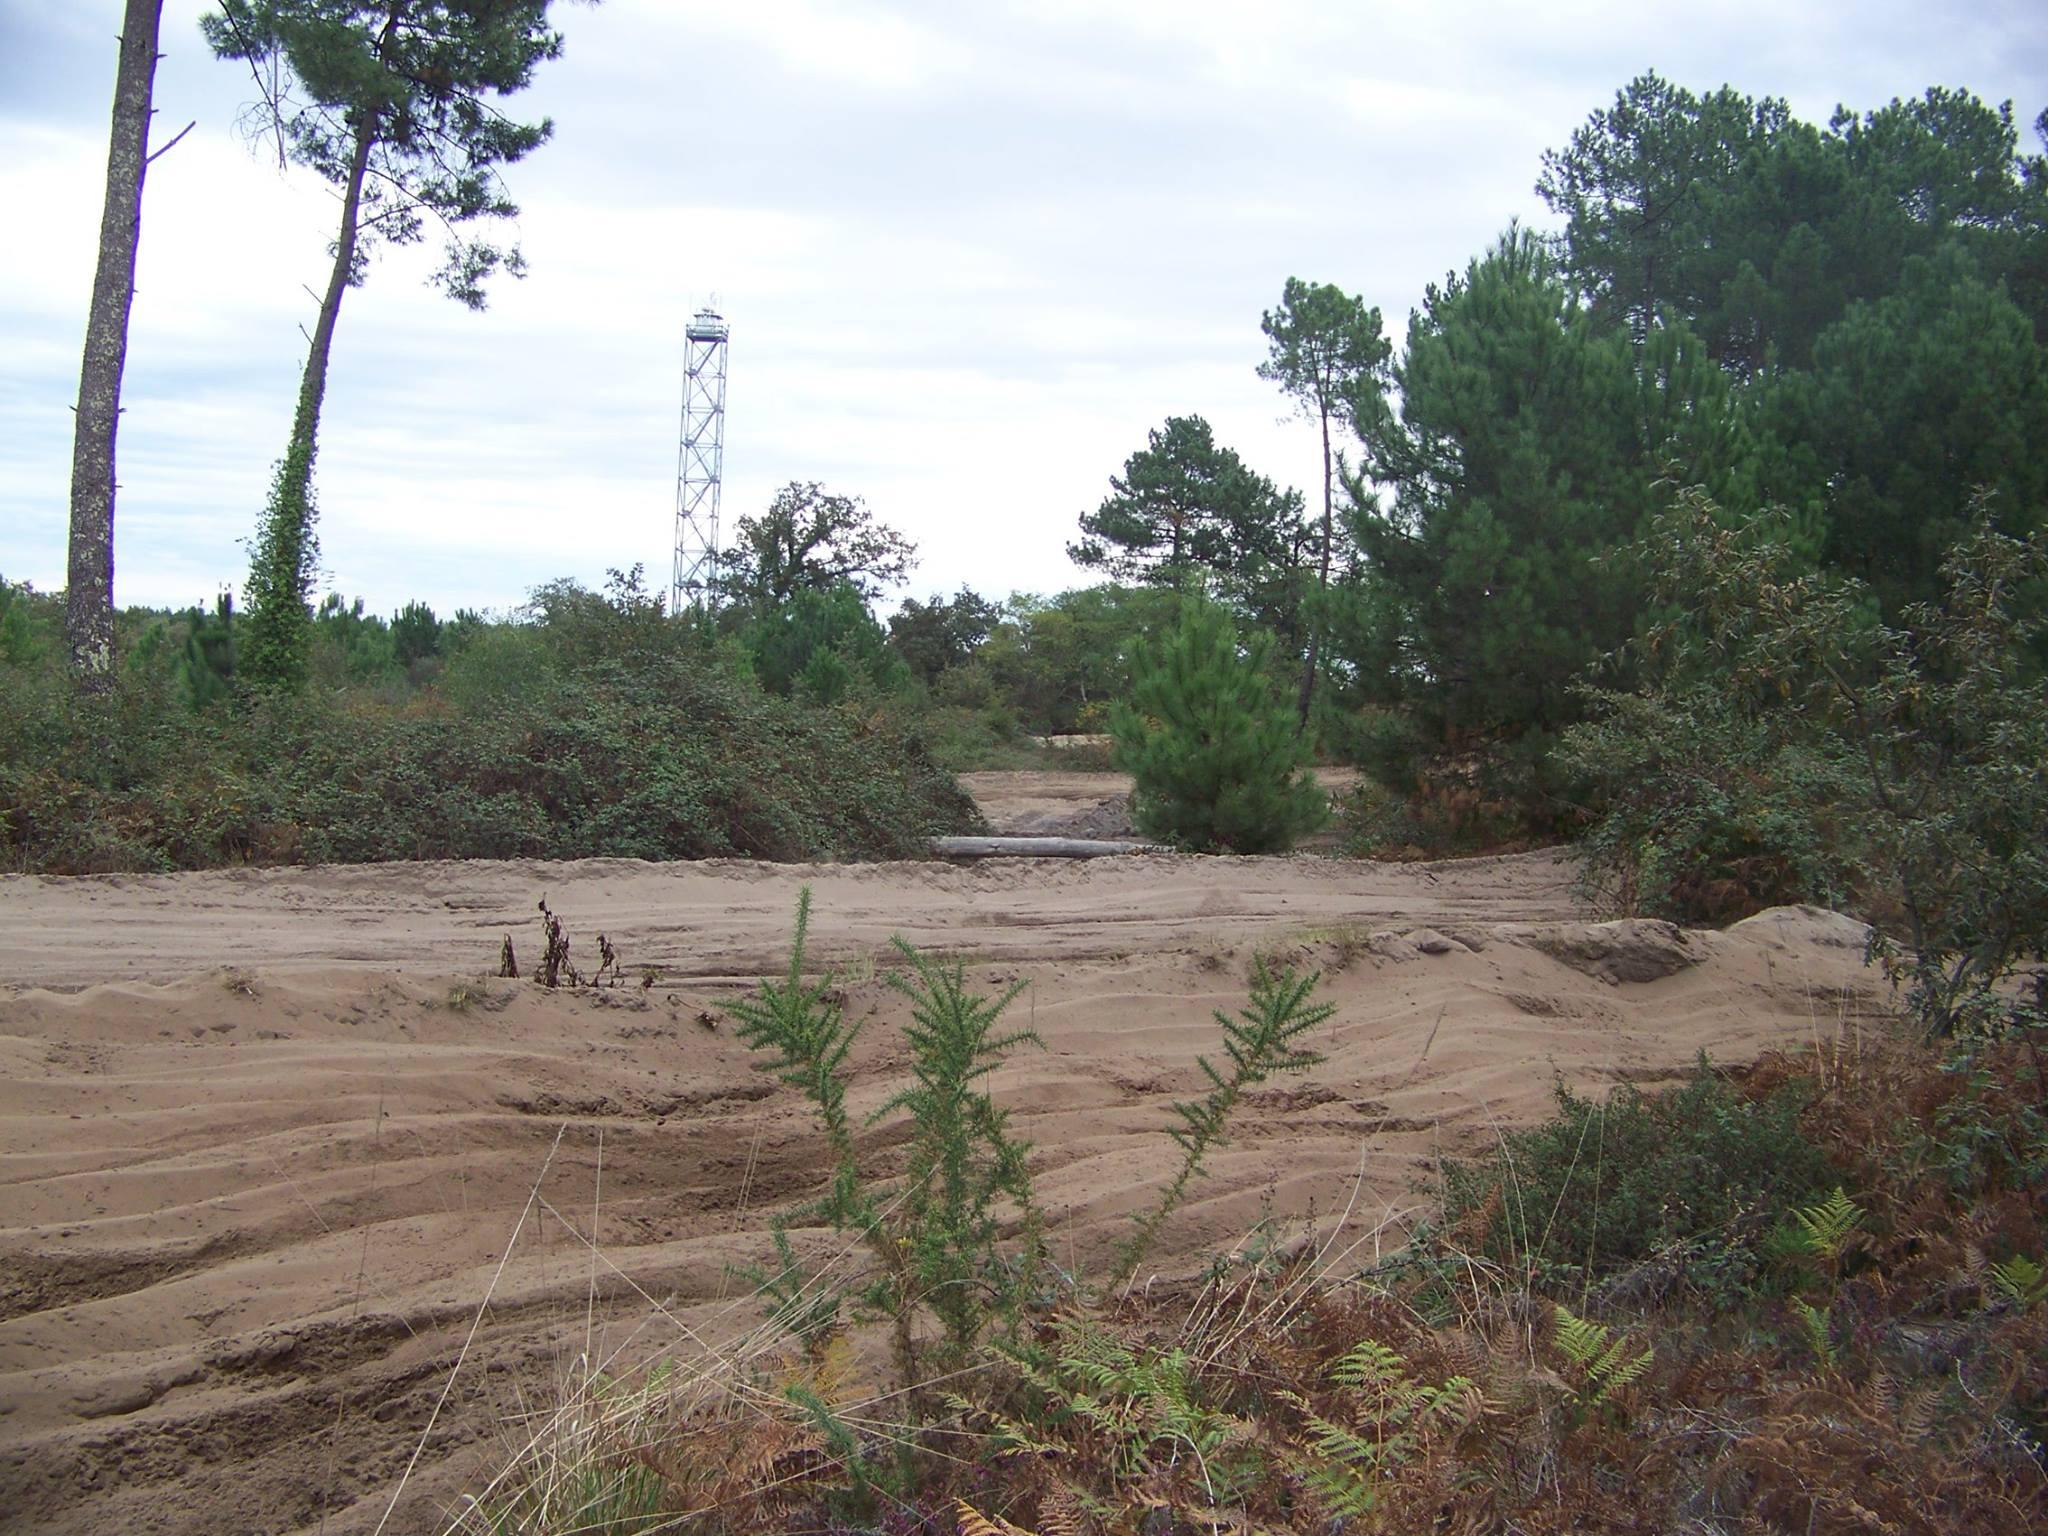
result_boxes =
[932,835,1174,859]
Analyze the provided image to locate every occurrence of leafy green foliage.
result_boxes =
[238,432,320,691]
[1568,491,2048,1036]
[0,639,981,874]
[716,481,917,614]
[0,576,55,668]
[1109,598,1325,853]
[742,582,906,702]
[960,584,1179,737]
[886,586,998,686]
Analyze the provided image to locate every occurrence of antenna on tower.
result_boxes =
[672,304,729,613]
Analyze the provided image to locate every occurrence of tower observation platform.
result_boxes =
[672,307,729,612]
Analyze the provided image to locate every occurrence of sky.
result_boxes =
[3,1,2045,621]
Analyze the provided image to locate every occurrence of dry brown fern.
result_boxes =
[956,1497,1041,1536]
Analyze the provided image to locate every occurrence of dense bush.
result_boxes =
[1568,491,2048,1036]
[0,645,981,874]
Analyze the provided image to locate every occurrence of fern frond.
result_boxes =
[1037,1483,1091,1536]
[1795,1300,1838,1369]
[1790,1187,1864,1261]
[1551,1303,1654,1407]
[1899,1382,1942,1443]
[943,1391,1061,1459]
[957,1498,1041,1536]
[1552,1303,1609,1370]
[1989,1252,2048,1308]
[1329,1338,1410,1393]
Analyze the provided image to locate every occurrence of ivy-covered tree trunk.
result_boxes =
[65,0,164,691]
[241,116,373,689]
[208,0,571,687]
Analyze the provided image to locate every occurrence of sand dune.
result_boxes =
[0,775,1891,1534]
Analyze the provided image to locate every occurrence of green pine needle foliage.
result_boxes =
[1110,597,1326,853]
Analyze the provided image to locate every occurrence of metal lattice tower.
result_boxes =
[672,306,730,613]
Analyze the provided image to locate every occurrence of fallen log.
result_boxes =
[931,835,1174,860]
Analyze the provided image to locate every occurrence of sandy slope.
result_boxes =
[0,775,1890,1535]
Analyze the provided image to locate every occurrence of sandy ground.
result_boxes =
[0,772,1890,1535]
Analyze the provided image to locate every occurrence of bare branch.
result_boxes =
[144,118,196,166]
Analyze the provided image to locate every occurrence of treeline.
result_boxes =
[840,75,2048,845]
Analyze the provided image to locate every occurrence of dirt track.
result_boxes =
[0,773,1890,1534]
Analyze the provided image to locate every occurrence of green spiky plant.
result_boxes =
[728,890,1045,1401]
[876,938,1043,1365]
[1115,958,1333,1284]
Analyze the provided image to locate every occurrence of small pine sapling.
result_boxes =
[1109,597,1327,853]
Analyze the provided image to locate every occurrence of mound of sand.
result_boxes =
[0,836,1887,1534]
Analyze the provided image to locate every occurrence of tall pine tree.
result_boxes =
[204,1,572,689]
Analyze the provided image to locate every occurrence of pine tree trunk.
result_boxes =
[66,0,163,691]
[287,115,375,499]
[1295,404,1334,726]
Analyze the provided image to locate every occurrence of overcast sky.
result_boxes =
[3,1,2044,620]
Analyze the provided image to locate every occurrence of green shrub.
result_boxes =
[0,653,983,872]
[1567,490,2048,1034]
[1110,598,1325,852]
[1440,1063,1834,1299]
